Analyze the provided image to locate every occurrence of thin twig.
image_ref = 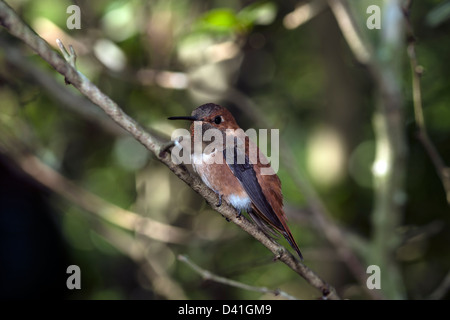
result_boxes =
[0,0,340,299]
[403,1,450,206]
[403,0,450,301]
[56,39,76,68]
[178,255,298,300]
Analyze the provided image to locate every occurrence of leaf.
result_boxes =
[237,1,277,26]
[200,8,240,32]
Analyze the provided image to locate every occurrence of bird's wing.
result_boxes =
[224,137,303,260]
[223,138,283,231]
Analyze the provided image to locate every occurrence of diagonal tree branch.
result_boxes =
[0,0,340,299]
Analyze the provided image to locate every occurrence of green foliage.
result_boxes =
[195,2,277,35]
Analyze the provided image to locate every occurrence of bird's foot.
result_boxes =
[216,193,222,207]
[158,140,176,158]
[273,247,286,261]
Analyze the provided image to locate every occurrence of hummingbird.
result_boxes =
[168,103,303,260]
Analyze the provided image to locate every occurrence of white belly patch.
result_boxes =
[228,194,251,210]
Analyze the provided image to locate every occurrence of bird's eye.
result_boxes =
[214,116,222,124]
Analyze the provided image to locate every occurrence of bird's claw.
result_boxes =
[216,193,222,207]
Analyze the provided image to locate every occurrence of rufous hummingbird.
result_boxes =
[169,103,303,260]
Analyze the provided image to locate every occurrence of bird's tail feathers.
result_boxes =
[248,206,303,260]
[282,231,303,261]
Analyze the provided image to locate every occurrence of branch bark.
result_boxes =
[0,0,340,299]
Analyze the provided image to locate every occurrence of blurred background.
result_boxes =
[0,0,449,300]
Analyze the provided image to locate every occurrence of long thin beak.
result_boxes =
[168,116,198,121]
